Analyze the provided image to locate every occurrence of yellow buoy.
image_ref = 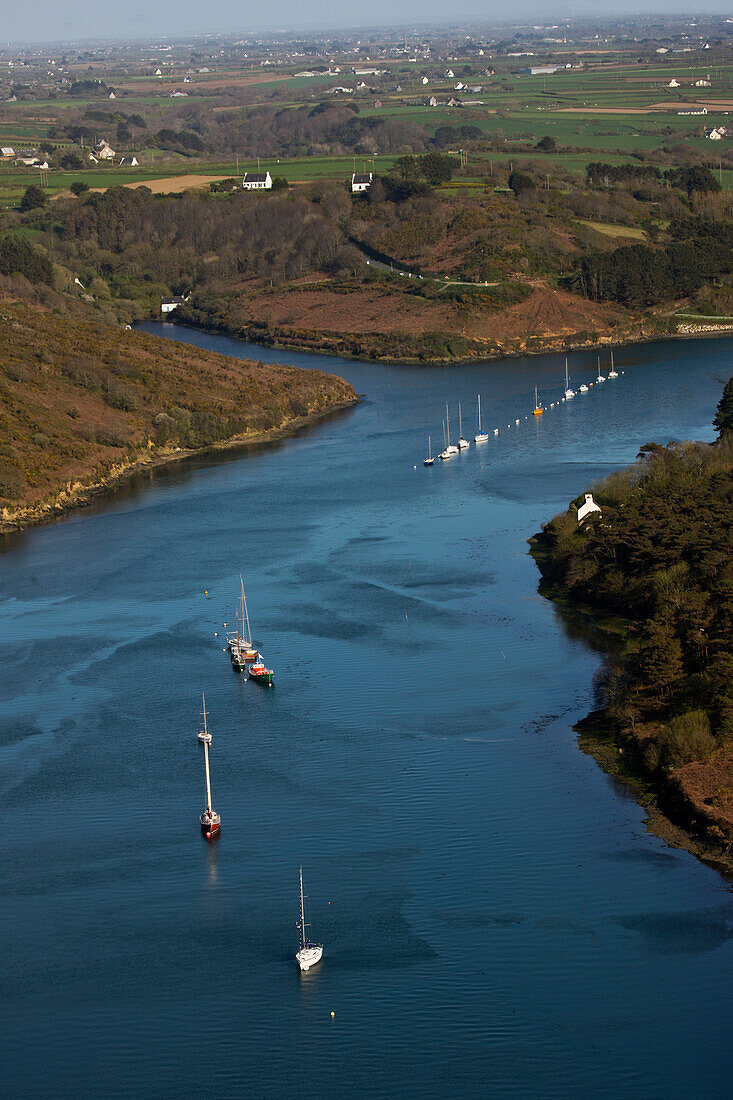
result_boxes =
[331,1011,335,1018]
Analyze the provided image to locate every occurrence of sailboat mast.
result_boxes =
[204,737,212,812]
[299,866,306,949]
[446,404,451,445]
[428,435,431,459]
[202,692,208,739]
[459,402,463,437]
[477,394,482,431]
[241,576,252,643]
[565,358,569,388]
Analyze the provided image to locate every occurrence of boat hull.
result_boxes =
[200,812,221,840]
[249,669,274,686]
[296,944,323,971]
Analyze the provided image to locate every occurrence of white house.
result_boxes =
[96,141,115,159]
[668,79,680,88]
[421,76,429,85]
[160,295,186,314]
[694,79,711,87]
[108,91,116,99]
[351,172,372,193]
[444,69,454,78]
[707,128,725,140]
[577,493,602,524]
[427,95,438,107]
[1,146,14,158]
[242,171,272,190]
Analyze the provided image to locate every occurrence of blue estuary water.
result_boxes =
[2,327,732,1097]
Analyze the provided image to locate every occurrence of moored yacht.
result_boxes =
[457,402,470,449]
[439,405,459,459]
[474,394,489,443]
[564,358,575,400]
[296,866,323,972]
[608,350,618,379]
[533,386,543,416]
[199,721,220,840]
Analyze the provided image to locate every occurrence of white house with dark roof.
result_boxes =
[242,171,272,190]
[160,295,186,314]
[577,493,602,524]
[351,172,373,193]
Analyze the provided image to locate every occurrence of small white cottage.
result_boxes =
[577,493,602,525]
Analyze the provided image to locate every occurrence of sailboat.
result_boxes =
[608,350,618,379]
[199,718,221,840]
[296,866,323,972]
[197,692,212,743]
[423,435,434,466]
[248,651,274,686]
[439,405,459,459]
[596,356,605,383]
[474,394,489,443]
[564,358,575,400]
[228,576,258,669]
[578,378,589,393]
[533,386,543,416]
[457,402,470,449]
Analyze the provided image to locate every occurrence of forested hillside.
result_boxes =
[0,298,355,530]
[533,380,733,852]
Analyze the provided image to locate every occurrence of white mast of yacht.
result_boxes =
[474,394,488,442]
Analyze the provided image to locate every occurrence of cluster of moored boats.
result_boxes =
[424,352,622,466]
[194,580,322,971]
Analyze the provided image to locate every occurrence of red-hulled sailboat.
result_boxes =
[199,717,221,840]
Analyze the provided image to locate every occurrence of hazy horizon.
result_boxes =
[3,2,733,48]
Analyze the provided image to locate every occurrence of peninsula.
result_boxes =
[532,377,733,869]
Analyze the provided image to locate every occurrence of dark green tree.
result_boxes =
[70,181,89,196]
[508,170,535,196]
[713,375,733,438]
[20,184,47,212]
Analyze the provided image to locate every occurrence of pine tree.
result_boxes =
[713,375,733,439]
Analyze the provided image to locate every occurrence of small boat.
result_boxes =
[493,427,499,435]
[533,386,543,416]
[423,435,434,466]
[199,717,221,840]
[439,406,459,459]
[596,356,605,384]
[296,866,323,972]
[248,652,274,686]
[474,395,489,443]
[579,382,589,393]
[608,350,618,379]
[564,358,575,400]
[197,692,212,743]
[457,402,470,449]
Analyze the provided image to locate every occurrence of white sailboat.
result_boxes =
[199,717,220,840]
[228,576,258,669]
[296,866,323,972]
[474,394,489,443]
[596,356,605,383]
[423,435,434,466]
[197,692,212,743]
[608,350,618,379]
[439,405,459,459]
[564,358,575,399]
[457,402,470,449]
[578,379,589,393]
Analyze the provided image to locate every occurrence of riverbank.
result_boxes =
[0,398,358,537]
[0,297,357,536]
[171,295,733,367]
